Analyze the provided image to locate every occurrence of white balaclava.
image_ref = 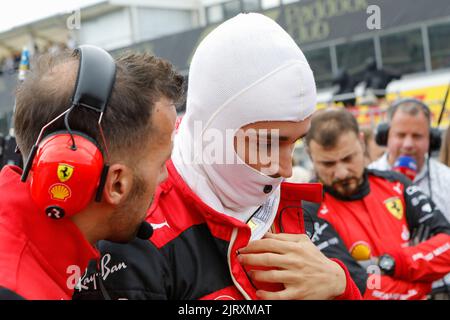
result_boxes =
[172,13,316,240]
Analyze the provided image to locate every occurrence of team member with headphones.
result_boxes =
[370,98,450,223]
[370,98,450,299]
[0,45,183,299]
[302,108,450,299]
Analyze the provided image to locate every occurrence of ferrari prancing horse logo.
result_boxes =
[57,163,74,182]
[384,197,404,220]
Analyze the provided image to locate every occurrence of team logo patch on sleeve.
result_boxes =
[57,163,74,182]
[384,197,404,220]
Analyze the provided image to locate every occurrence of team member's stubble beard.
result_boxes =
[107,173,151,243]
[330,175,364,197]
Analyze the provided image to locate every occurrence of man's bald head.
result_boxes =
[38,55,78,99]
[14,49,184,162]
[15,53,78,159]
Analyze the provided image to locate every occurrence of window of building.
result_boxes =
[380,29,425,74]
[429,22,450,70]
[206,4,224,24]
[261,0,280,9]
[224,0,242,19]
[336,38,375,79]
[242,0,261,12]
[304,47,333,88]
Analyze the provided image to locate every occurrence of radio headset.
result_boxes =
[20,45,115,220]
[19,45,154,241]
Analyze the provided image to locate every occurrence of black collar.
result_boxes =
[323,170,370,201]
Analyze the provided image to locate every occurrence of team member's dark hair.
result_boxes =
[14,50,184,161]
[305,108,360,148]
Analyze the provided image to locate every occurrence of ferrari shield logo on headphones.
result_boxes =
[384,197,404,220]
[57,163,74,182]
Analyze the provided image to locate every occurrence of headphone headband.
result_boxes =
[388,98,431,122]
[72,45,116,113]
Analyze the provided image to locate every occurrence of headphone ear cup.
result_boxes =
[429,128,442,152]
[29,133,104,219]
[375,122,390,146]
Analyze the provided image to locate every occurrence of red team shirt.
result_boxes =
[307,170,450,299]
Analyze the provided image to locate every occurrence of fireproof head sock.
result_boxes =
[173,13,317,219]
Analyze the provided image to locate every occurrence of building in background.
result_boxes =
[1,0,450,133]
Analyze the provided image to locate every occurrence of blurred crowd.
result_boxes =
[0,37,75,76]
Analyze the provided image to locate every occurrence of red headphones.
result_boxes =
[21,45,116,220]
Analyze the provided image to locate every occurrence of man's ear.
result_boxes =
[102,164,133,206]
